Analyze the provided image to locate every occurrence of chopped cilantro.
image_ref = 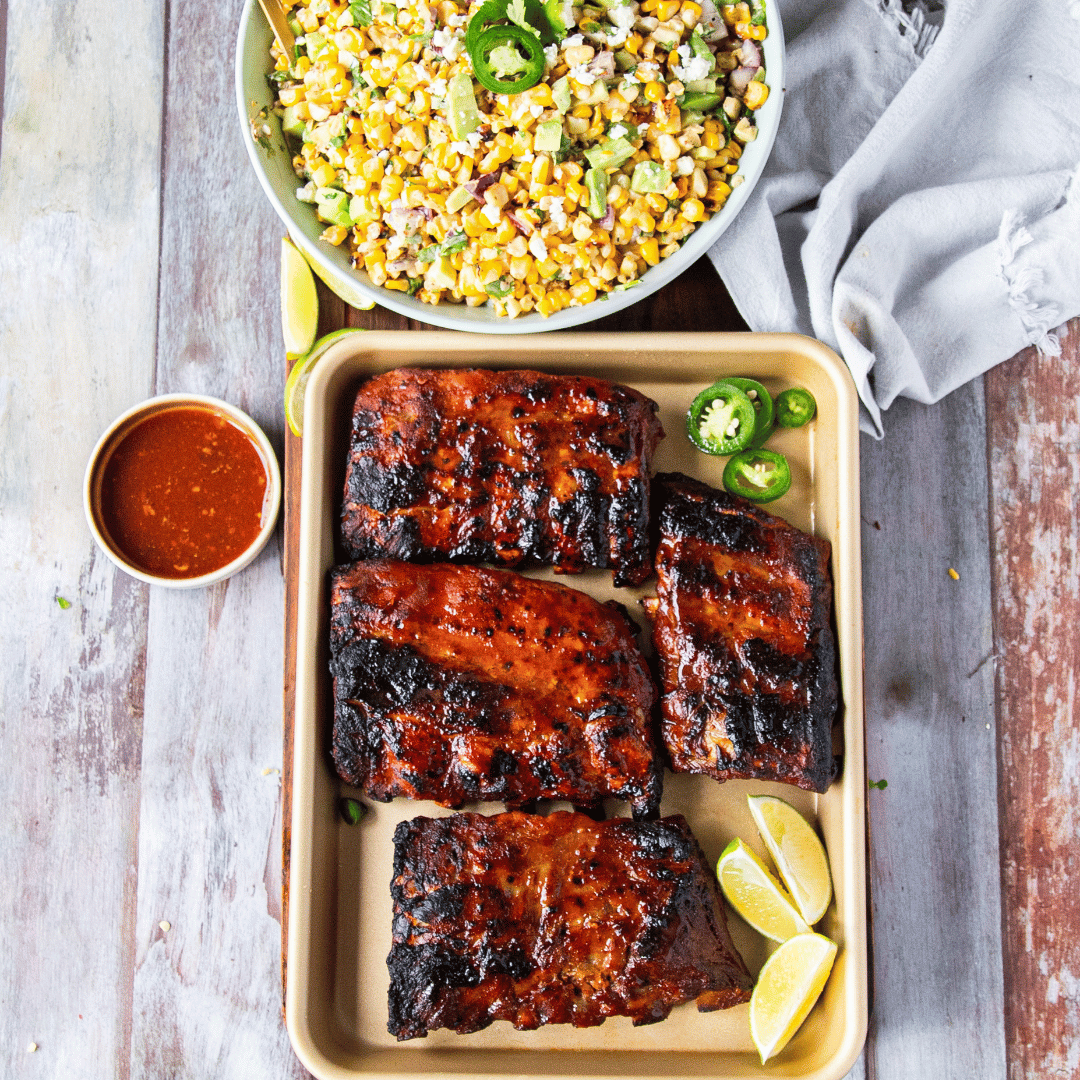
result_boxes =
[55,596,71,610]
[407,277,424,296]
[417,244,439,262]
[339,797,367,824]
[869,778,888,790]
[485,276,514,298]
[440,231,468,255]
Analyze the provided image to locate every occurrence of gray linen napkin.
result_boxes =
[708,0,1080,434]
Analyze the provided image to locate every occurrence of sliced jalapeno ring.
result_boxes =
[470,24,546,94]
[687,382,756,455]
[715,377,774,446]
[775,387,817,428]
[723,448,792,503]
[465,0,509,54]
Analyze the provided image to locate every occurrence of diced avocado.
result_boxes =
[686,77,717,93]
[630,160,671,194]
[585,167,608,219]
[614,49,637,72]
[583,136,635,170]
[304,32,332,60]
[281,105,307,139]
[552,76,573,113]
[445,184,474,213]
[544,0,573,38]
[447,72,481,140]
[427,254,458,291]
[534,120,564,153]
[680,92,722,112]
[316,188,353,227]
[689,28,715,69]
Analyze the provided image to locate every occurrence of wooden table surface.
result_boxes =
[2,2,1078,1077]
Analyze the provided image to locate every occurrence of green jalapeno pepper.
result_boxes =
[723,448,792,502]
[715,377,774,446]
[775,387,817,428]
[469,24,546,94]
[687,382,756,455]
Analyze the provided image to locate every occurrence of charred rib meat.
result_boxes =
[643,473,838,792]
[387,810,752,1039]
[330,560,662,816]
[340,368,663,586]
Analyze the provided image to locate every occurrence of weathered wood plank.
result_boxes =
[985,318,1080,1080]
[0,1,163,1076]
[124,0,305,1074]
[859,382,1006,1079]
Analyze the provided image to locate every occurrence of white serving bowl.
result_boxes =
[235,0,784,332]
[83,394,282,589]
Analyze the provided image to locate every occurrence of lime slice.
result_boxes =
[750,933,838,1063]
[281,236,319,357]
[290,230,375,310]
[284,329,365,437]
[748,795,833,926]
[716,837,811,942]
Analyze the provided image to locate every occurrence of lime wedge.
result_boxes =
[290,230,375,310]
[750,933,838,1063]
[284,328,365,437]
[716,837,811,942]
[281,236,319,357]
[748,795,833,926]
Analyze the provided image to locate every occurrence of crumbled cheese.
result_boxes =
[337,49,360,69]
[673,44,711,84]
[296,182,317,203]
[429,77,448,98]
[466,130,483,148]
[562,33,584,47]
[544,43,559,66]
[482,202,502,225]
[538,194,568,231]
[432,27,465,61]
[569,63,599,85]
[635,61,660,81]
[608,123,629,139]
[447,11,467,26]
[450,141,473,155]
[530,104,544,117]
[378,148,391,159]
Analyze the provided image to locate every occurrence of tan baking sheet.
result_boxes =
[288,332,866,1080]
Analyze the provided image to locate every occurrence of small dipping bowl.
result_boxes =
[84,394,282,588]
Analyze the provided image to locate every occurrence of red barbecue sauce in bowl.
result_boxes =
[98,406,270,579]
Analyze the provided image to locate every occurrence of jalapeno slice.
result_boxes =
[723,448,792,503]
[687,382,756,455]
[715,377,773,446]
[775,387,817,428]
[470,24,546,94]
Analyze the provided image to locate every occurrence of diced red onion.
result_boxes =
[739,39,762,69]
[599,203,615,231]
[729,65,757,94]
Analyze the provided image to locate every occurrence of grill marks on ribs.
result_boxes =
[643,473,838,793]
[330,561,662,816]
[387,810,752,1039]
[340,368,664,586]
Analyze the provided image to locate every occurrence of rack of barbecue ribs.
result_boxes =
[643,473,838,793]
[386,810,752,1039]
[330,560,662,816]
[340,368,664,586]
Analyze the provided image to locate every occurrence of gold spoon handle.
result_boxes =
[257,0,296,55]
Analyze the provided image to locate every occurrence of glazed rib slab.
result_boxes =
[340,368,664,586]
[644,473,838,793]
[330,560,662,816]
[387,810,752,1040]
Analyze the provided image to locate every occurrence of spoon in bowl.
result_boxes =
[257,0,296,55]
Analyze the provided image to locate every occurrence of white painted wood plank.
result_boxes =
[124,0,305,1073]
[0,1,163,1077]
[859,384,1005,1079]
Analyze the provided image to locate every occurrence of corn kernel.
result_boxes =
[638,237,660,265]
[644,81,665,103]
[311,161,336,187]
[570,281,597,304]
[657,0,681,20]
[748,23,767,40]
[680,1,702,26]
[571,103,592,119]
[625,33,643,54]
[384,277,409,291]
[646,192,668,214]
[680,197,705,221]
[538,293,560,316]
[743,81,770,110]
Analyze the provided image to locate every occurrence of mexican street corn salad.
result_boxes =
[267,0,770,317]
